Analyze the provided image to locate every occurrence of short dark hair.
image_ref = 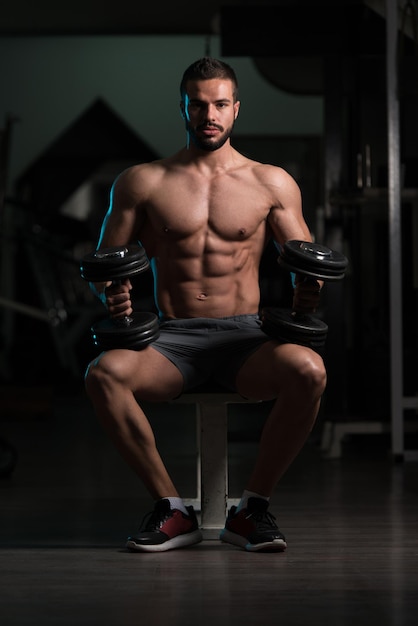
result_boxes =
[180,57,239,102]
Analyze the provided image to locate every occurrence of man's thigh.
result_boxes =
[235,340,299,400]
[92,346,185,401]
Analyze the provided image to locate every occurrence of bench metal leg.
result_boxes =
[174,392,258,539]
[197,401,229,538]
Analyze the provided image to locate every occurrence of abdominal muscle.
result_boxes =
[157,276,261,319]
[152,244,262,320]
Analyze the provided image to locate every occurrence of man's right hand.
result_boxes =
[102,279,133,319]
[292,275,322,314]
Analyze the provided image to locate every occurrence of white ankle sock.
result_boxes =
[236,490,269,512]
[162,497,189,516]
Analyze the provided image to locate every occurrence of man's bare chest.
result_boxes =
[148,176,271,240]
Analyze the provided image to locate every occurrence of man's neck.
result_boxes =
[181,141,238,172]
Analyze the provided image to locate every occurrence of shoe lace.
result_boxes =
[246,508,278,530]
[139,503,172,532]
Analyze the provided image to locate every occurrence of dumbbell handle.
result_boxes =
[105,278,134,327]
[291,275,322,316]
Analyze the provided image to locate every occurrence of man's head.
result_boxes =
[180,57,240,152]
[180,57,239,102]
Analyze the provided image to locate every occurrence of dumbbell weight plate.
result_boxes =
[261,307,328,349]
[80,245,150,282]
[278,240,348,281]
[80,245,160,351]
[91,312,160,351]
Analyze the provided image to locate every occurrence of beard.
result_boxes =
[186,120,235,152]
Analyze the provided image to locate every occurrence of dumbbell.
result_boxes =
[261,240,348,350]
[80,245,160,350]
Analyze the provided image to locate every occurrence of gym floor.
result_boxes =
[1,383,418,626]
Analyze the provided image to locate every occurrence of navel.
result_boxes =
[197,292,208,300]
[163,226,169,233]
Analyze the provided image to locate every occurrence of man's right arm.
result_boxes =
[89,165,148,314]
[97,166,147,249]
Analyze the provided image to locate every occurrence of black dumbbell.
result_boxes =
[261,240,348,349]
[80,245,160,351]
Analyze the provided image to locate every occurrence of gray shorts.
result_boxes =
[150,315,270,392]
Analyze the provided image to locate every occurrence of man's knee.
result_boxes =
[289,348,327,396]
[266,344,327,399]
[84,355,110,398]
[84,350,129,396]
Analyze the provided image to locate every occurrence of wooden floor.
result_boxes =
[1,385,418,626]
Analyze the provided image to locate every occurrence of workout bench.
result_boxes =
[172,386,261,539]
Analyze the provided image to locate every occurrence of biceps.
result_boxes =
[97,204,143,247]
[268,209,312,246]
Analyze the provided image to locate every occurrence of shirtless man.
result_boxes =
[84,57,326,553]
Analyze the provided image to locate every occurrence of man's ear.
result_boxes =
[234,100,240,120]
[180,102,186,120]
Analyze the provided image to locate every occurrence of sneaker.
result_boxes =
[126,499,203,552]
[220,497,287,552]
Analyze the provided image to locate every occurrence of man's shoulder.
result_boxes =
[115,159,168,186]
[124,158,166,174]
[245,159,294,185]
[240,159,301,206]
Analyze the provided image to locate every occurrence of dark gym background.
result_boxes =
[1,2,418,626]
[2,0,417,446]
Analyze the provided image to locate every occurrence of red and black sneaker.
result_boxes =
[220,497,287,552]
[126,499,203,552]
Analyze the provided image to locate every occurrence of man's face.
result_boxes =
[181,78,240,151]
